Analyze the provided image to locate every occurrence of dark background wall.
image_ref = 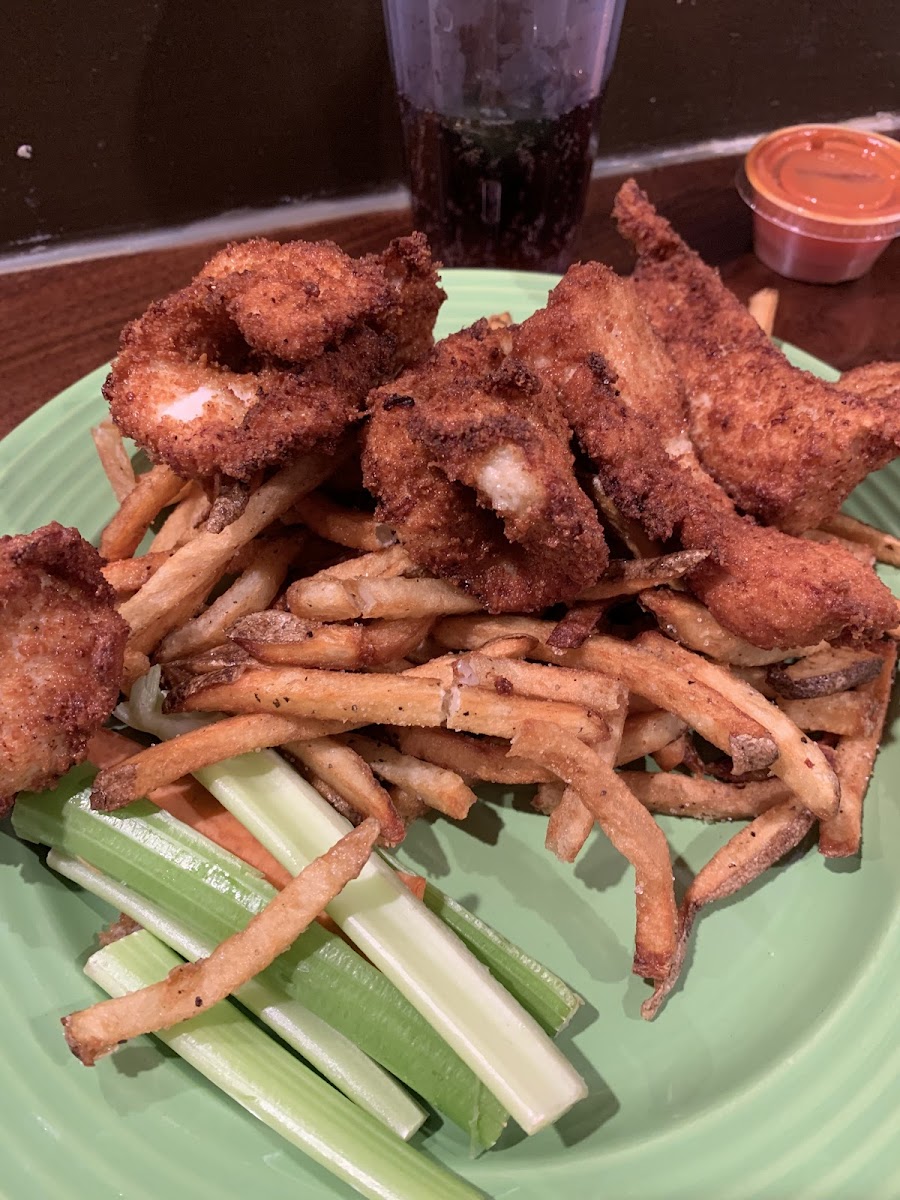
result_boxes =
[1,0,897,255]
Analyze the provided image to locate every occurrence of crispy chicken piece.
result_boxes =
[0,525,129,814]
[613,180,900,534]
[105,234,444,482]
[839,361,900,405]
[363,321,608,612]
[515,263,899,649]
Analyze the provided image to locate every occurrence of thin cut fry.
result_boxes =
[578,549,710,601]
[121,452,338,652]
[148,483,211,554]
[283,738,405,845]
[446,685,607,742]
[286,491,394,552]
[512,720,677,980]
[819,641,897,856]
[642,800,813,1020]
[156,535,299,662]
[767,645,883,699]
[777,692,877,737]
[90,713,333,811]
[339,733,477,819]
[169,665,446,728]
[91,420,136,502]
[651,735,690,772]
[640,588,825,666]
[618,771,792,820]
[62,820,379,1064]
[101,552,170,597]
[292,576,482,621]
[747,286,779,336]
[818,512,900,567]
[433,617,780,775]
[616,711,689,765]
[100,463,185,562]
[318,545,414,581]
[453,652,621,713]
[636,631,840,820]
[546,603,608,650]
[231,611,432,670]
[546,683,628,862]
[394,727,554,785]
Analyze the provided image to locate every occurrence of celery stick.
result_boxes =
[420,882,582,1036]
[85,931,484,1200]
[121,673,588,1135]
[47,848,425,1140]
[14,772,509,1148]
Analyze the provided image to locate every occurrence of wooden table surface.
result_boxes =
[1,152,897,441]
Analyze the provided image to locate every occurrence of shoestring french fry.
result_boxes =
[642,799,814,1021]
[546,683,628,863]
[90,713,334,811]
[100,463,186,561]
[453,652,621,713]
[616,711,689,765]
[91,420,136,502]
[394,727,554,785]
[747,286,779,336]
[635,631,840,820]
[618,771,793,820]
[767,646,884,699]
[639,588,825,667]
[577,549,710,602]
[446,685,608,742]
[230,612,433,670]
[102,552,170,598]
[546,602,609,650]
[287,491,395,552]
[819,640,897,857]
[62,820,379,1064]
[148,482,212,554]
[511,721,677,981]
[157,535,299,663]
[339,733,477,820]
[120,452,338,652]
[777,691,878,737]
[433,617,781,775]
[168,665,447,728]
[282,738,405,845]
[651,735,691,772]
[818,512,900,567]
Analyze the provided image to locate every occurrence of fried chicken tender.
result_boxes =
[363,321,608,612]
[515,263,899,649]
[840,361,900,405]
[613,180,900,534]
[105,234,444,482]
[0,525,128,814]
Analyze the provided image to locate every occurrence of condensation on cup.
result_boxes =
[382,0,626,271]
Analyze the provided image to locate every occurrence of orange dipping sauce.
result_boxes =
[737,125,900,283]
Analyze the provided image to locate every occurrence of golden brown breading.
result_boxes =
[363,321,608,612]
[105,234,444,482]
[0,525,128,813]
[839,361,900,405]
[613,180,900,534]
[515,263,899,648]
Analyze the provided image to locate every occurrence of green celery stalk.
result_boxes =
[47,848,425,1140]
[84,931,484,1200]
[419,882,582,1036]
[14,769,509,1149]
[121,672,587,1136]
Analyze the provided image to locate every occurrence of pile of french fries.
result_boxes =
[87,291,899,1020]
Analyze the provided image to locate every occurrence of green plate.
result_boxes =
[0,269,897,1200]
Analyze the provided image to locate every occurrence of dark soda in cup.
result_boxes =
[383,0,625,271]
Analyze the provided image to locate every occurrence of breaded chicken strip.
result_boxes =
[0,525,128,814]
[363,321,608,612]
[613,180,900,534]
[515,264,899,649]
[105,234,444,482]
[840,361,900,406]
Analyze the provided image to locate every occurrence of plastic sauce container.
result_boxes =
[736,125,900,283]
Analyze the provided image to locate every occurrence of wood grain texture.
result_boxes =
[1,156,897,440]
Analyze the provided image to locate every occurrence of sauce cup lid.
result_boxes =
[738,124,900,242]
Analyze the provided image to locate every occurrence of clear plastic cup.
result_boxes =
[737,125,900,285]
[382,0,626,271]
